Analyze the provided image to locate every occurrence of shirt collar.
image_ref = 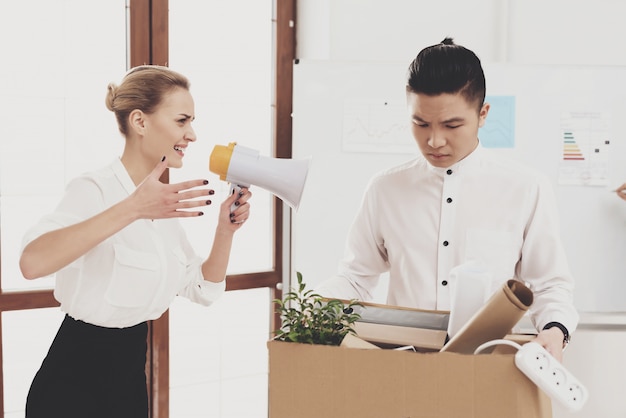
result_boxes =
[111,157,138,196]
[427,141,484,177]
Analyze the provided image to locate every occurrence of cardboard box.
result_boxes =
[267,340,552,418]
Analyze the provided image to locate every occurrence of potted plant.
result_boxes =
[273,272,362,346]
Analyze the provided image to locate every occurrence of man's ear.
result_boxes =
[478,102,490,128]
[129,109,146,135]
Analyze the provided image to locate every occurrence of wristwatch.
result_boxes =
[543,321,570,348]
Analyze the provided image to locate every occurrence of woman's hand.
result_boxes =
[218,186,252,232]
[201,186,252,283]
[128,157,213,220]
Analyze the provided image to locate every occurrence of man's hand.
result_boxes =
[532,327,566,362]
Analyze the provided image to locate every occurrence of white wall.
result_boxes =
[292,1,626,417]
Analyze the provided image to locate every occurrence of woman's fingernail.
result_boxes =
[205,200,212,205]
[234,201,240,207]
[198,212,204,216]
[208,190,215,195]
[230,213,235,218]
[161,156,166,162]
[203,180,209,185]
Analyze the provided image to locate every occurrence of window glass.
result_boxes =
[0,0,127,291]
[168,0,274,274]
[167,3,274,417]
[2,308,65,417]
[169,288,270,416]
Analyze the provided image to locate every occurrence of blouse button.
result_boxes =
[446,197,453,203]
[442,240,449,246]
[441,280,448,286]
[446,169,453,175]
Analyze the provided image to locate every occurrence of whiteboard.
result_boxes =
[292,59,626,313]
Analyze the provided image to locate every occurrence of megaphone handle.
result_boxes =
[229,183,243,213]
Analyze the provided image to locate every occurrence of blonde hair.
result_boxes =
[105,65,190,136]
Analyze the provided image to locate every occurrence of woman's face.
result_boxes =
[142,87,196,168]
[407,91,489,168]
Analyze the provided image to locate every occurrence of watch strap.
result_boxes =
[543,321,570,346]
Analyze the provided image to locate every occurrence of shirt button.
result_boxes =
[446,197,453,203]
[446,169,453,175]
[442,280,448,286]
[443,240,449,246]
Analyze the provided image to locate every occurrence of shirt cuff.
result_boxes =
[198,278,226,300]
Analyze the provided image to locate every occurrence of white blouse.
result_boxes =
[22,158,225,328]
[316,144,579,334]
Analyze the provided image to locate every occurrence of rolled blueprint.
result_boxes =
[440,279,534,354]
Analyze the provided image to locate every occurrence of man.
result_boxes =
[316,38,578,360]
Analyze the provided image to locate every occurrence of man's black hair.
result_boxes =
[406,37,486,111]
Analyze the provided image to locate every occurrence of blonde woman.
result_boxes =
[20,65,251,418]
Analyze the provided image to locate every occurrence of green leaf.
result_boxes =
[271,271,363,346]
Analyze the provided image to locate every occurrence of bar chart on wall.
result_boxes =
[559,111,611,186]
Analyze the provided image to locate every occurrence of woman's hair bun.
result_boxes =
[105,82,118,111]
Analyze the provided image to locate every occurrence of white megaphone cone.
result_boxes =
[209,142,311,211]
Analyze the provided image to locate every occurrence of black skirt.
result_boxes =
[26,314,149,418]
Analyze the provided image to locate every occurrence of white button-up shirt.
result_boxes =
[22,158,225,328]
[316,145,579,334]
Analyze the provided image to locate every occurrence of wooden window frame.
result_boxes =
[0,1,295,417]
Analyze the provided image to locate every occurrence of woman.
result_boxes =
[19,65,251,417]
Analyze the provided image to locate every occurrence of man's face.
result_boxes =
[407,91,489,168]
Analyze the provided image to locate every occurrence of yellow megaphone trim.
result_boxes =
[209,142,237,181]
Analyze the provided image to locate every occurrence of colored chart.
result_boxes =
[558,111,611,186]
[562,131,585,161]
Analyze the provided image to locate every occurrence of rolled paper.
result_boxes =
[447,261,492,339]
[440,279,534,354]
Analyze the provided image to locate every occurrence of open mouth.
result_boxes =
[174,145,185,156]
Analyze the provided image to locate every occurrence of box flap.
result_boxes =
[340,333,380,349]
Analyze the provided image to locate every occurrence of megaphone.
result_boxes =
[209,142,311,211]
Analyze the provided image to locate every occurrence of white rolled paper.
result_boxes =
[447,260,492,338]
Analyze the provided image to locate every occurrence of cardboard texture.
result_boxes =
[268,340,552,418]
